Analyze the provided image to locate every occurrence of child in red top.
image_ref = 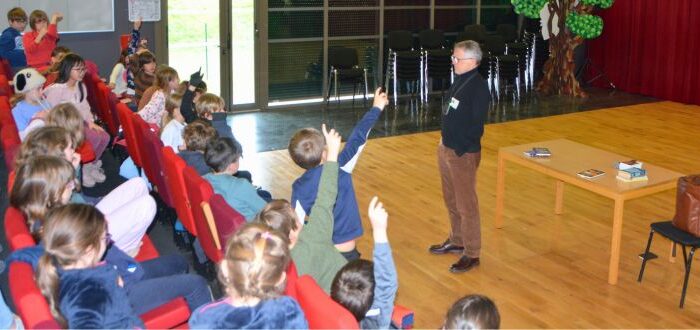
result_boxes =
[22,10,62,69]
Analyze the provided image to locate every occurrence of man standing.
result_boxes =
[429,40,491,273]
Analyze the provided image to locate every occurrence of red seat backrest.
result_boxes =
[116,103,143,167]
[1,124,21,171]
[182,166,217,262]
[4,207,36,252]
[0,74,13,97]
[162,147,197,236]
[207,193,246,249]
[0,59,12,80]
[284,260,299,299]
[95,82,119,136]
[82,72,100,112]
[295,275,359,329]
[134,117,173,207]
[9,262,61,329]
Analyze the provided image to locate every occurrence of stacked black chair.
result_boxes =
[464,24,487,44]
[497,24,530,91]
[638,221,700,308]
[484,35,520,102]
[325,46,369,108]
[418,29,452,102]
[385,30,422,104]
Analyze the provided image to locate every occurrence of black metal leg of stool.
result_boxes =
[680,247,695,308]
[638,229,655,282]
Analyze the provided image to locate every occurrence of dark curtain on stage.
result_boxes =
[587,0,700,105]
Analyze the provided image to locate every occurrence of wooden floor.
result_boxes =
[242,101,700,328]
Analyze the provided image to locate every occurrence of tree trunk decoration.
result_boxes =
[511,0,613,97]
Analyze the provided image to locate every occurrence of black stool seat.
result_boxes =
[652,221,700,246]
[638,220,700,308]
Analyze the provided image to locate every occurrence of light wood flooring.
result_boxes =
[241,101,700,328]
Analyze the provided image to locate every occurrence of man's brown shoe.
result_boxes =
[429,239,465,255]
[449,256,480,273]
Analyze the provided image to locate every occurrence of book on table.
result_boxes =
[615,159,643,170]
[577,169,606,179]
[617,167,647,179]
[616,175,649,182]
[524,147,551,158]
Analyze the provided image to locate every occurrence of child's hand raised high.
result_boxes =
[372,87,389,111]
[368,196,389,243]
[322,123,342,163]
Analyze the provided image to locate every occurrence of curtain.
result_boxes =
[587,0,700,105]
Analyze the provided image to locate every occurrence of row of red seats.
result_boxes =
[1,66,192,328]
[116,99,414,329]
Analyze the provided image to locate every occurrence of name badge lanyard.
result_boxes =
[443,74,476,115]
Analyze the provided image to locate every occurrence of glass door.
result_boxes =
[167,0,263,110]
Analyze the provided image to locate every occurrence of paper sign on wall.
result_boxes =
[128,0,160,22]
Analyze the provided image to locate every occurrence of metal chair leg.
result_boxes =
[334,70,339,107]
[393,53,398,105]
[680,247,695,308]
[638,229,655,282]
[363,68,368,108]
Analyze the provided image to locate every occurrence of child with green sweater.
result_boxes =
[257,124,346,293]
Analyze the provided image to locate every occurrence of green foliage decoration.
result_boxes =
[566,13,604,39]
[581,0,614,9]
[511,0,549,19]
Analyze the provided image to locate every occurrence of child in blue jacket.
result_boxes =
[0,7,27,71]
[289,87,388,260]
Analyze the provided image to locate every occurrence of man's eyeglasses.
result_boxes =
[451,55,475,63]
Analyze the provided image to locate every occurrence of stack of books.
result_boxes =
[616,166,648,182]
[615,159,643,170]
[524,147,551,158]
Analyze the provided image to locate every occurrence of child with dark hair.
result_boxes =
[203,137,266,221]
[331,196,398,329]
[0,7,27,72]
[289,87,388,261]
[44,53,110,185]
[257,125,347,293]
[133,51,156,105]
[189,223,307,329]
[109,48,130,96]
[443,295,500,330]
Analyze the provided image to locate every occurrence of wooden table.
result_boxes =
[494,139,684,285]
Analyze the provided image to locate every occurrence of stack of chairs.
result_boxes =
[384,30,422,104]
[496,24,531,93]
[483,35,521,102]
[419,29,453,103]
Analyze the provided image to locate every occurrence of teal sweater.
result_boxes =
[291,161,348,293]
[204,173,266,221]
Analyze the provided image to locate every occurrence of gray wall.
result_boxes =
[57,0,156,77]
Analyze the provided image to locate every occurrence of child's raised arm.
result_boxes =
[339,87,388,171]
[366,196,398,329]
[303,124,341,240]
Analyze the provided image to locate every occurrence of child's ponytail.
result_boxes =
[36,254,67,327]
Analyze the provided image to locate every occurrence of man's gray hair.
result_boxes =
[454,40,482,64]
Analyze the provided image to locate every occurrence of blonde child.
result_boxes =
[189,223,307,329]
[10,68,51,140]
[160,93,186,151]
[194,92,234,140]
[12,128,156,256]
[138,65,180,127]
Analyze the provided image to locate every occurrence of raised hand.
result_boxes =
[322,123,341,163]
[134,18,142,30]
[51,12,64,24]
[372,87,389,111]
[368,196,389,243]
